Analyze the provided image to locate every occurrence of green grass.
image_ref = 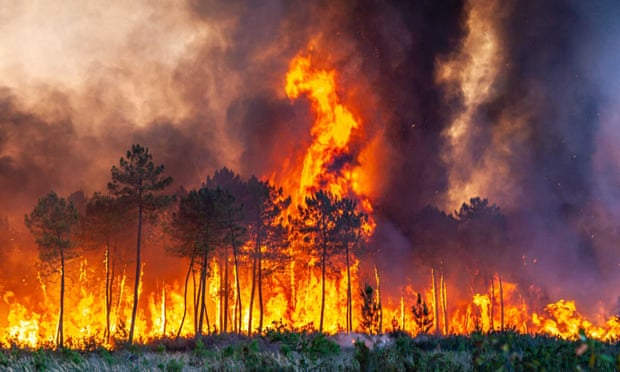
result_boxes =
[0,330,618,371]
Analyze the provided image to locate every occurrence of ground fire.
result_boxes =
[0,0,619,352]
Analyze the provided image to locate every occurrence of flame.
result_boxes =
[2,42,620,349]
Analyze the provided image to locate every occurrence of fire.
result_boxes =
[285,52,370,207]
[1,43,620,350]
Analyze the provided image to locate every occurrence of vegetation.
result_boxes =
[0,330,617,371]
[24,191,79,348]
[360,284,381,335]
[294,191,366,333]
[108,144,173,344]
[19,142,606,366]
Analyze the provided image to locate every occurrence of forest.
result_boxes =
[9,142,535,352]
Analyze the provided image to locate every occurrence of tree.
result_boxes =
[219,189,245,333]
[83,192,127,342]
[245,176,290,334]
[295,190,339,332]
[456,197,508,285]
[456,197,509,331]
[411,205,458,334]
[360,283,381,335]
[24,191,79,348]
[108,144,173,343]
[334,198,367,333]
[206,169,246,333]
[412,293,433,334]
[169,186,224,337]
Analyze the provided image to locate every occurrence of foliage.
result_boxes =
[24,191,79,265]
[0,331,619,371]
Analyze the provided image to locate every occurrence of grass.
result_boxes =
[0,330,618,371]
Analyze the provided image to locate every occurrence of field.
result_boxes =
[1,329,619,371]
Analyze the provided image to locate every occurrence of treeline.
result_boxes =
[24,144,368,348]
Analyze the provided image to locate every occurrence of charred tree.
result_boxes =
[360,283,381,335]
[108,144,173,344]
[412,292,433,334]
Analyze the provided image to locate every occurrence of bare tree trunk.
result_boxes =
[58,245,65,348]
[229,220,242,334]
[248,233,259,335]
[258,243,264,333]
[499,273,504,331]
[197,248,208,337]
[345,239,352,333]
[162,286,167,336]
[441,268,448,335]
[490,274,495,331]
[223,248,229,333]
[374,267,382,334]
[432,267,439,334]
[128,186,143,344]
[177,254,195,339]
[193,267,199,334]
[320,239,326,333]
[104,238,112,342]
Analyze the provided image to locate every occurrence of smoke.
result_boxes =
[1,0,620,313]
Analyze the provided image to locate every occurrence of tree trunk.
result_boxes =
[223,247,229,333]
[193,267,199,334]
[374,267,382,334]
[197,247,208,337]
[490,275,495,331]
[499,273,504,331]
[320,238,326,333]
[128,185,143,344]
[248,232,259,335]
[345,238,352,333]
[441,270,448,335]
[432,267,439,334]
[258,242,264,333]
[58,244,65,349]
[104,237,111,342]
[229,218,242,334]
[177,253,195,339]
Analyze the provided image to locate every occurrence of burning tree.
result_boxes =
[411,206,458,334]
[206,169,247,334]
[412,292,433,334]
[456,197,510,331]
[335,198,367,333]
[82,192,128,342]
[295,190,366,333]
[295,190,339,333]
[24,191,79,348]
[360,284,381,335]
[107,144,173,344]
[244,176,290,334]
[169,186,225,337]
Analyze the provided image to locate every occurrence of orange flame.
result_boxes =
[2,45,620,349]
